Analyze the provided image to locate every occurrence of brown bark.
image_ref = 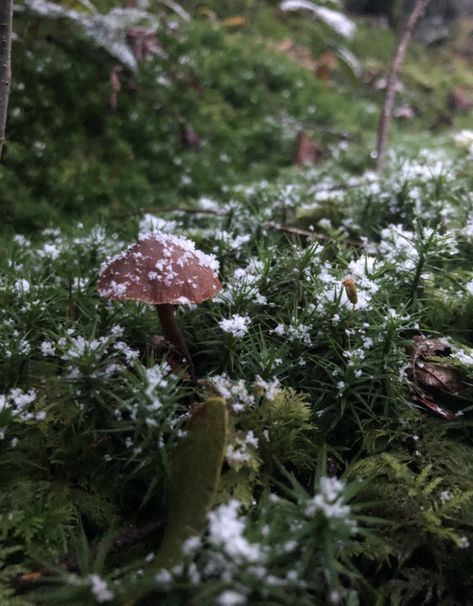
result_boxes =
[375,0,433,171]
[0,0,12,161]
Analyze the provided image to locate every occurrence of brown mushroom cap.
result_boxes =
[97,232,221,305]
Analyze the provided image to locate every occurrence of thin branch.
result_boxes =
[375,0,432,171]
[112,206,228,219]
[264,222,364,248]
[0,0,12,161]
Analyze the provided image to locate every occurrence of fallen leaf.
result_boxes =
[407,335,468,420]
[415,395,457,421]
[410,335,451,358]
[413,361,463,394]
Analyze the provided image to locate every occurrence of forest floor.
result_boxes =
[1,3,473,605]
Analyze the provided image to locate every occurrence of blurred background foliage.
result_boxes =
[2,0,472,232]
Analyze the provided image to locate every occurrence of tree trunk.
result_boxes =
[375,0,433,171]
[0,0,13,161]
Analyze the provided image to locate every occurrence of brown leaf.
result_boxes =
[408,335,467,420]
[416,395,457,421]
[292,131,322,167]
[409,335,451,358]
[314,51,338,82]
[414,361,463,394]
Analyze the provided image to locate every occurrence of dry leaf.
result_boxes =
[408,335,467,420]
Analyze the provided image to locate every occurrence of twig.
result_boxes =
[264,222,364,248]
[375,0,432,171]
[112,206,228,219]
[0,0,13,160]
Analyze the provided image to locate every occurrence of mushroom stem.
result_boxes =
[156,304,193,372]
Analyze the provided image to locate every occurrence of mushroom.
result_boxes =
[97,232,221,372]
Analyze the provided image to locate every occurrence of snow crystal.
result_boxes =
[114,341,139,362]
[37,243,61,260]
[60,335,108,361]
[138,232,220,275]
[89,574,114,603]
[155,569,173,584]
[454,129,473,154]
[273,324,285,336]
[139,214,177,235]
[0,388,45,425]
[440,490,452,503]
[219,314,251,338]
[255,375,280,400]
[305,477,354,528]
[451,348,473,365]
[217,590,247,606]
[208,500,262,563]
[214,230,251,254]
[110,324,124,337]
[215,258,266,306]
[145,363,170,390]
[13,279,30,294]
[40,341,55,356]
[13,234,31,247]
[465,279,473,296]
[182,535,201,556]
[198,196,221,211]
[458,536,470,549]
[208,374,255,412]
[226,431,259,465]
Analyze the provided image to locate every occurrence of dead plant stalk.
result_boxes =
[375,0,433,171]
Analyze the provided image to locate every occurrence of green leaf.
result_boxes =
[154,398,228,570]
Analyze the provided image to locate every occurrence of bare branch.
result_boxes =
[375,0,432,171]
[264,222,364,248]
[0,0,13,161]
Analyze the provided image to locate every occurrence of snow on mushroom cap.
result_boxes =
[97,232,221,305]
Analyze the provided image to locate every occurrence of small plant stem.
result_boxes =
[156,304,193,373]
[375,0,432,171]
[411,250,425,306]
[0,0,13,160]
